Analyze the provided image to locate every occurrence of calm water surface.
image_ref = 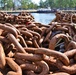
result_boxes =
[31,13,56,24]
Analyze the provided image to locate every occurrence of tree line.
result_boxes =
[40,0,76,9]
[0,0,38,10]
[0,0,76,10]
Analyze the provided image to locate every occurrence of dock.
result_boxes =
[0,9,57,13]
[59,10,76,13]
[0,10,38,13]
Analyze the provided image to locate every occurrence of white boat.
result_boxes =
[37,8,56,13]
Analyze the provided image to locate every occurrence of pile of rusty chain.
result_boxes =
[50,11,76,23]
[0,12,34,24]
[0,12,76,75]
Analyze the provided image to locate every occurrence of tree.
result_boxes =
[39,0,44,8]
[19,0,31,9]
[0,0,76,10]
[28,2,38,9]
[7,0,13,10]
[43,0,76,9]
[0,0,13,10]
[0,0,8,10]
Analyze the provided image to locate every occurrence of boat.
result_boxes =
[37,8,57,13]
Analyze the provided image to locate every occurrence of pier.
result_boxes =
[0,10,38,13]
[59,10,76,13]
[0,9,57,13]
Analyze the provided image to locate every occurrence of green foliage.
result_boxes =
[44,0,76,9]
[20,0,38,9]
[0,0,7,9]
[20,0,29,9]
[0,0,76,10]
[39,0,44,8]
[28,2,38,9]
[7,0,13,10]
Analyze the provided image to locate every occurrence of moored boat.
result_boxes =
[37,8,57,13]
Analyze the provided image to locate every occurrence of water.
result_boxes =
[31,13,56,25]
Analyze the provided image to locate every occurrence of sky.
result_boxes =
[32,0,46,5]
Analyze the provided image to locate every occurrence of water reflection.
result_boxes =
[31,13,56,24]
